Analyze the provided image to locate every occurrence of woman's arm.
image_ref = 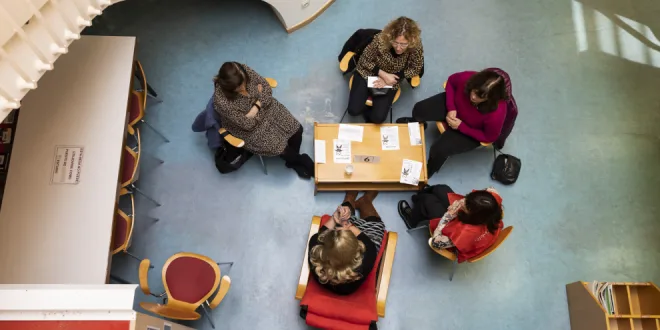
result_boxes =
[457,104,506,143]
[430,199,463,248]
[214,94,261,131]
[403,45,424,79]
[444,71,465,111]
[243,65,273,108]
[357,37,380,75]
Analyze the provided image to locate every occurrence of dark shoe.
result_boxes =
[290,164,311,179]
[397,200,415,229]
[300,153,315,176]
[396,117,427,129]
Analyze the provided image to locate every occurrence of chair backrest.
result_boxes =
[111,197,134,255]
[121,128,141,187]
[134,61,148,109]
[162,252,221,309]
[468,226,513,263]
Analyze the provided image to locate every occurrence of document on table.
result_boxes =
[314,140,326,164]
[338,124,364,142]
[408,122,422,146]
[367,76,393,88]
[333,139,352,163]
[400,159,423,186]
[380,126,400,150]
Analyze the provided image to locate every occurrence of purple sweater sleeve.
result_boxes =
[445,71,474,111]
[458,103,507,143]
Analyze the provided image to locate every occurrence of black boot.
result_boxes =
[285,161,311,179]
[397,200,415,229]
[396,117,427,129]
[300,153,315,177]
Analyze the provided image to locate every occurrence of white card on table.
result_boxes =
[400,159,423,186]
[338,124,364,142]
[408,122,422,146]
[380,126,400,150]
[333,139,352,163]
[367,76,393,88]
[314,140,326,164]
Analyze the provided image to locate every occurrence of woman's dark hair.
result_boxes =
[464,70,509,114]
[458,190,502,233]
[213,62,246,100]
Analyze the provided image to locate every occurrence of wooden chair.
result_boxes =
[215,77,278,175]
[130,61,170,142]
[296,216,398,328]
[428,220,513,281]
[111,194,152,262]
[339,51,420,123]
[120,128,161,207]
[436,81,491,147]
[138,252,233,329]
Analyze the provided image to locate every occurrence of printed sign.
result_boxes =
[51,146,84,185]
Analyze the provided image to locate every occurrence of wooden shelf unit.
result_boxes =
[566,282,660,330]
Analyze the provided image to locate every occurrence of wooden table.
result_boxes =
[0,36,136,284]
[313,123,427,194]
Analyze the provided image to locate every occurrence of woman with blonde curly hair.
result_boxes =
[346,17,424,123]
[308,191,386,295]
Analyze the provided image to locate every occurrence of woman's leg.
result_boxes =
[368,89,397,124]
[342,191,358,214]
[355,191,379,219]
[412,92,448,122]
[279,126,314,178]
[427,130,481,178]
[346,73,370,117]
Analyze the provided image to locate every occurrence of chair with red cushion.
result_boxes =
[130,61,169,142]
[296,215,398,330]
[119,128,161,207]
[138,252,233,329]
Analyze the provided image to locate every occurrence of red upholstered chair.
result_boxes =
[119,128,161,207]
[130,61,169,142]
[138,252,233,329]
[296,215,398,330]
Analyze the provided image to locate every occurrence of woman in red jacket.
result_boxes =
[397,70,508,178]
[399,186,503,262]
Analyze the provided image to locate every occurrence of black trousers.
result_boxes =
[412,92,481,176]
[279,126,304,167]
[347,73,396,124]
[410,184,454,227]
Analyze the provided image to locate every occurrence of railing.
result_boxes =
[0,0,125,119]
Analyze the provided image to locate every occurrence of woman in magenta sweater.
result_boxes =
[397,70,508,177]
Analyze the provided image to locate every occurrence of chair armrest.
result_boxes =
[443,81,447,89]
[296,216,321,300]
[339,51,356,72]
[218,128,245,148]
[208,275,231,309]
[481,142,492,147]
[265,77,278,88]
[376,231,398,318]
[411,76,421,88]
[139,259,152,295]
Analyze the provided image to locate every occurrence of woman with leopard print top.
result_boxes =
[213,62,314,179]
[347,17,424,123]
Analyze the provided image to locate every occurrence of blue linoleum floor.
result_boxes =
[95,0,660,329]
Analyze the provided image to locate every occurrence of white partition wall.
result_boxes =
[0,0,125,121]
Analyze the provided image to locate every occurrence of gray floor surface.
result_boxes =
[94,0,660,329]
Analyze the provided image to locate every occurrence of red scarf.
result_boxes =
[442,192,503,263]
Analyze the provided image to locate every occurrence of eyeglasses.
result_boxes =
[391,41,409,49]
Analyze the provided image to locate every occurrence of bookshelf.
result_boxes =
[566,281,660,330]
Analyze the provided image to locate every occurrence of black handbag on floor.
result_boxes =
[491,149,521,185]
[214,141,253,174]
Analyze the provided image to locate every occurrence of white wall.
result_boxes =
[263,0,334,32]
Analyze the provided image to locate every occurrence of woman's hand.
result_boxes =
[373,78,386,89]
[446,110,457,121]
[378,70,399,86]
[332,206,351,226]
[246,106,259,118]
[257,84,263,93]
[446,115,462,129]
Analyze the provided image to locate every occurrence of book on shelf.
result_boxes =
[589,281,616,315]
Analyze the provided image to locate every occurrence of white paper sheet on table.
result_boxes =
[367,76,393,88]
[408,122,422,146]
[333,139,352,163]
[380,126,400,150]
[338,124,364,142]
[314,140,326,164]
[400,159,423,185]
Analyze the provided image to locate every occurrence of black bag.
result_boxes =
[214,141,253,174]
[491,149,521,185]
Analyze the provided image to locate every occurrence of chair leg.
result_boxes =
[200,304,216,329]
[125,251,154,269]
[259,156,267,175]
[140,119,170,143]
[406,225,429,233]
[132,185,162,207]
[146,82,160,100]
[217,261,234,275]
[339,108,349,123]
[389,105,393,124]
[449,258,458,281]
